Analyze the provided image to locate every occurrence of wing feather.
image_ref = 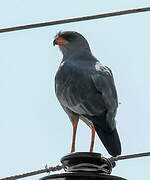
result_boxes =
[91,66,118,130]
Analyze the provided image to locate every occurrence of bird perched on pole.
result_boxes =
[53,31,121,156]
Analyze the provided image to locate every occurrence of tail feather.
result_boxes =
[93,122,121,156]
[84,113,121,156]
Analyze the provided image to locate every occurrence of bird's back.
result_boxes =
[55,53,112,116]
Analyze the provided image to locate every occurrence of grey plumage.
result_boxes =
[54,31,121,156]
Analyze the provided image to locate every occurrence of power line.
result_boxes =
[0,7,150,33]
[112,151,150,161]
[0,165,64,180]
[0,151,150,180]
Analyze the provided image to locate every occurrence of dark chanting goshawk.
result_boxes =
[53,31,121,156]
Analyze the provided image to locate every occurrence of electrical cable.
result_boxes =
[0,7,150,33]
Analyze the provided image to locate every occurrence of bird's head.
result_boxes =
[53,31,91,57]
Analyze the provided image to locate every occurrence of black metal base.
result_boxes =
[40,172,126,180]
[61,152,103,167]
[40,152,126,180]
[61,152,115,174]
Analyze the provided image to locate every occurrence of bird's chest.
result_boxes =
[55,63,91,108]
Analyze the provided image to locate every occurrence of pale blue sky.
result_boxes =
[0,1,150,180]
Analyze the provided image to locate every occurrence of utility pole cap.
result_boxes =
[40,152,126,180]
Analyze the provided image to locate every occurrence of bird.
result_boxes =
[53,31,121,156]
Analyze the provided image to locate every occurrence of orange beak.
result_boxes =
[53,36,69,46]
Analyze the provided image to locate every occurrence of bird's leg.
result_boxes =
[90,125,95,152]
[71,116,79,153]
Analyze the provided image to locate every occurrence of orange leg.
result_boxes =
[90,125,95,152]
[71,116,79,153]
